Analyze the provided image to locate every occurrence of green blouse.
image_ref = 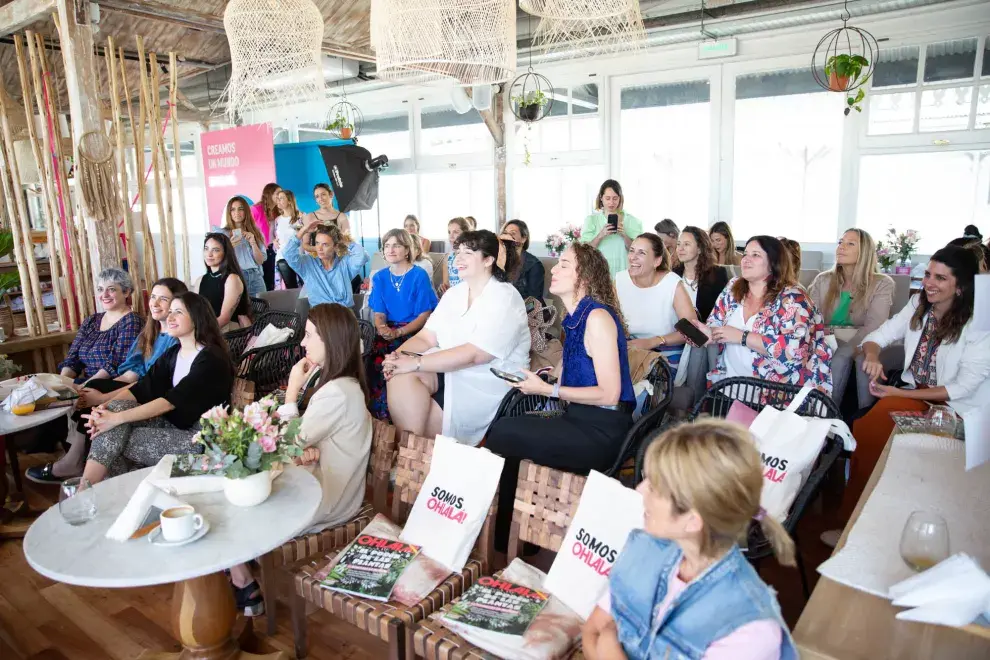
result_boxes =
[579,211,643,277]
[830,291,853,326]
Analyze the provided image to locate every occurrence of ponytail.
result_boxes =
[756,511,796,567]
[493,238,519,283]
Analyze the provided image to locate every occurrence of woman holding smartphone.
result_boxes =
[221,195,267,296]
[580,180,643,277]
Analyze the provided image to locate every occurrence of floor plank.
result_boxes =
[41,584,148,660]
[0,593,51,657]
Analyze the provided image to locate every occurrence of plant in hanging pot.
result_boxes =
[326,113,354,139]
[176,397,304,507]
[513,89,549,122]
[824,53,871,115]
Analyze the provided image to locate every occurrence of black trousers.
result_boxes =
[263,245,277,291]
[277,259,301,289]
[485,403,633,551]
[71,378,131,434]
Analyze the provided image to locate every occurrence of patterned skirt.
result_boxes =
[368,321,409,420]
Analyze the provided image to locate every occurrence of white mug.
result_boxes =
[159,506,204,542]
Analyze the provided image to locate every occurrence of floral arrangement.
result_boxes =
[875,242,896,272]
[544,223,582,257]
[886,227,921,263]
[176,397,304,479]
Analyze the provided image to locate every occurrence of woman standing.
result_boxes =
[709,221,741,266]
[403,215,432,255]
[274,190,304,289]
[281,218,368,307]
[487,243,635,549]
[306,183,350,234]
[252,182,281,291]
[195,233,253,330]
[439,217,471,294]
[673,226,730,322]
[499,219,545,303]
[221,196,267,297]
[580,179,643,277]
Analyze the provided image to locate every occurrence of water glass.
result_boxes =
[925,405,958,438]
[59,477,97,526]
[899,511,949,572]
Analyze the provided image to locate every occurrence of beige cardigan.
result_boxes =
[808,271,895,346]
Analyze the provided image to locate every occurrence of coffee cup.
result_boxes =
[159,506,204,542]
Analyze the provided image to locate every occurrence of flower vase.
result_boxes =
[894,258,912,275]
[223,470,273,507]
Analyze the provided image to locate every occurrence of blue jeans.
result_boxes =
[242,267,266,297]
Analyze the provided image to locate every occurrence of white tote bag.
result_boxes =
[543,471,644,620]
[748,385,855,521]
[400,435,504,573]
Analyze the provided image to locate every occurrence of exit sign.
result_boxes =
[698,38,738,60]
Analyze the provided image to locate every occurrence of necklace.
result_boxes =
[206,269,223,279]
[389,268,408,293]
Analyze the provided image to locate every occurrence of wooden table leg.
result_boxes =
[143,572,286,660]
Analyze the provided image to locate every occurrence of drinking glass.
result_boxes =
[899,511,949,572]
[925,405,958,438]
[59,477,97,526]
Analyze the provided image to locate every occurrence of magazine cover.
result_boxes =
[443,576,549,635]
[320,534,421,601]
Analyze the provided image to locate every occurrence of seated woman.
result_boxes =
[583,420,797,660]
[368,229,438,418]
[80,292,235,484]
[221,196,268,297]
[673,226,729,322]
[499,219,545,303]
[274,189,305,289]
[282,217,369,308]
[779,237,803,286]
[195,232,253,331]
[654,218,680,270]
[698,235,833,393]
[616,234,697,383]
[809,229,893,407]
[409,233,436,280]
[486,243,635,549]
[404,214,432,255]
[439,217,470,294]
[709,221,740,267]
[383,230,530,445]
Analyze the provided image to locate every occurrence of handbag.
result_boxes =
[526,297,556,354]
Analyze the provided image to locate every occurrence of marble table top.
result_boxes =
[23,465,322,588]
[0,406,69,435]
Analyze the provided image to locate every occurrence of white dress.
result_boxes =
[274,214,297,262]
[615,270,692,386]
[721,305,759,380]
[424,277,531,446]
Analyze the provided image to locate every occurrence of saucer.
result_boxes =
[148,520,210,547]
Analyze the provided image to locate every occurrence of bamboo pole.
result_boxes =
[106,36,143,316]
[149,53,176,277]
[0,147,35,336]
[133,37,159,284]
[144,52,170,279]
[14,34,66,333]
[169,52,190,284]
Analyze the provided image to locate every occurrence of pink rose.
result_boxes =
[259,436,277,453]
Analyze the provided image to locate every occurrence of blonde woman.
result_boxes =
[583,420,797,660]
[274,189,304,289]
[282,218,368,307]
[221,195,267,296]
[409,233,435,280]
[809,228,894,406]
[709,221,741,266]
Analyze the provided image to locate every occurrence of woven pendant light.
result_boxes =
[520,0,646,56]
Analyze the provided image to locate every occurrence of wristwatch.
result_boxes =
[741,330,750,346]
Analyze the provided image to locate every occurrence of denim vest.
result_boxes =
[610,530,797,660]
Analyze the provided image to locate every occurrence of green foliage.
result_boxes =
[513,89,548,108]
[326,114,354,132]
[0,354,19,380]
[824,53,872,116]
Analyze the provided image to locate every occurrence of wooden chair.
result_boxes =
[259,418,398,634]
[286,432,497,660]
[413,460,588,659]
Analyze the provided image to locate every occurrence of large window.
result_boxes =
[354,110,411,160]
[419,106,490,157]
[512,165,603,244]
[732,68,844,241]
[418,170,495,236]
[350,173,418,242]
[514,83,602,159]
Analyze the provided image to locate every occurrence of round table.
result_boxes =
[0,406,70,534]
[24,465,322,659]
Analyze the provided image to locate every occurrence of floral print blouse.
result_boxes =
[707,279,834,394]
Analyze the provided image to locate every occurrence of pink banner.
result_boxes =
[200,123,276,227]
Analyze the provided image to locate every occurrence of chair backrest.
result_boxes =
[250,297,270,318]
[539,256,564,337]
[507,460,586,559]
[890,274,912,316]
[691,376,840,421]
[392,432,436,525]
[798,269,820,289]
[357,319,375,356]
[800,250,824,271]
[368,419,397,515]
[369,251,387,277]
[427,252,446,289]
[253,310,303,341]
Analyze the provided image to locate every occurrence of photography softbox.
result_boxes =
[317,144,387,212]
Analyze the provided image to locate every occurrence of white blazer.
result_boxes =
[860,295,990,416]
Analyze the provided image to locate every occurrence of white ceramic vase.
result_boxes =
[223,470,272,507]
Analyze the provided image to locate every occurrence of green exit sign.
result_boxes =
[698,38,738,60]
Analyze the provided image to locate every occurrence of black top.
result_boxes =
[132,344,234,429]
[674,264,730,322]
[511,252,546,304]
[199,269,251,321]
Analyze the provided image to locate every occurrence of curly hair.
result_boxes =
[570,242,628,335]
[314,223,353,259]
[674,226,719,284]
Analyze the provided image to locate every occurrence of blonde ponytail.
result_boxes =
[758,514,796,567]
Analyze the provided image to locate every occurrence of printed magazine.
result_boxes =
[320,534,421,601]
[443,576,549,636]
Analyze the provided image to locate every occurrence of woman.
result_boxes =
[779,237,803,286]
[409,234,436,280]
[499,219,545,303]
[487,243,636,549]
[282,217,368,307]
[464,216,477,230]
[709,221,740,266]
[368,229,438,418]
[583,420,797,660]
[251,182,281,292]
[439,217,471,294]
[808,229,894,407]
[274,189,304,289]
[654,219,680,269]
[404,214,431,255]
[383,230,530,445]
[80,292,234,484]
[195,232,253,331]
[580,180,643,277]
[305,183,350,234]
[221,196,267,297]
[673,226,730,322]
[699,236,833,393]
[58,267,143,384]
[616,234,697,382]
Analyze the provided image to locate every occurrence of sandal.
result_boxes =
[25,462,76,485]
[233,580,265,617]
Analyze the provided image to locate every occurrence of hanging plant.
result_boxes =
[811,1,878,116]
[324,99,363,140]
[514,89,549,122]
[510,70,555,124]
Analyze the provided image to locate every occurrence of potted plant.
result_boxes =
[326,113,354,139]
[176,397,304,506]
[824,53,871,115]
[875,241,896,274]
[514,89,549,122]
[887,228,921,274]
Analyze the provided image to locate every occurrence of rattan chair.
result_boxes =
[235,340,304,399]
[250,296,271,318]
[286,432,497,660]
[259,419,398,634]
[413,460,588,660]
[358,318,375,357]
[224,310,303,362]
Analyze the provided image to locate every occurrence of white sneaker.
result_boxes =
[820,529,841,549]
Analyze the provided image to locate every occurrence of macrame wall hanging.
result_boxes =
[520,0,646,57]
[222,0,327,119]
[77,130,122,224]
[370,0,516,86]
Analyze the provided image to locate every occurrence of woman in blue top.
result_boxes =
[486,242,636,550]
[282,216,368,307]
[220,196,267,297]
[439,217,470,294]
[367,228,439,418]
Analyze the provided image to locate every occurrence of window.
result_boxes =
[348,173,417,241]
[417,170,495,236]
[511,165,603,244]
[354,110,411,160]
[419,106,490,156]
[513,83,601,158]
[618,79,711,229]
[733,68,844,241]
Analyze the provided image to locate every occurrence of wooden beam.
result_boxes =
[472,86,506,229]
[0,0,56,37]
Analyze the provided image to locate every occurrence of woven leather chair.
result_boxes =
[358,318,375,357]
[250,296,271,318]
[224,310,303,362]
[286,432,496,660]
[413,460,588,660]
[259,419,398,634]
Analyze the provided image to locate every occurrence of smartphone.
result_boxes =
[232,228,243,240]
[675,318,710,347]
[607,213,619,230]
[400,350,423,358]
[490,367,525,383]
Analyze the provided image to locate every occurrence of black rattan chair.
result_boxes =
[250,296,271,318]
[235,340,305,399]
[357,319,375,358]
[224,311,303,362]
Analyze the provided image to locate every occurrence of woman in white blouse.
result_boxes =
[383,230,531,445]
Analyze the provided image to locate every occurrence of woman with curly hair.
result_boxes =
[486,242,636,550]
[281,216,369,307]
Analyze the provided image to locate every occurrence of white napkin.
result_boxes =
[105,456,187,541]
[247,323,293,351]
[889,553,990,627]
[2,377,52,411]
